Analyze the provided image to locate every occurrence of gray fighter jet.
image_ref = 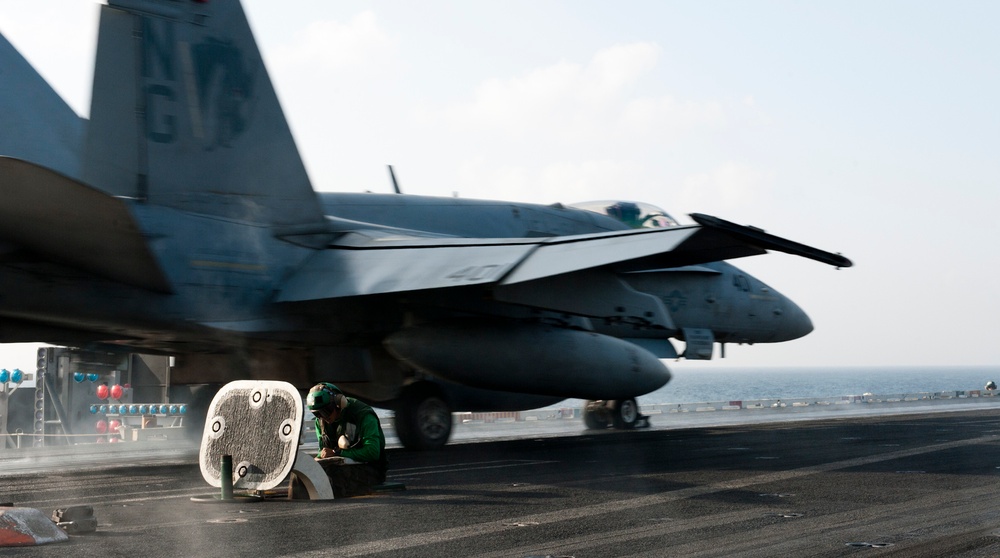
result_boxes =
[0,0,850,449]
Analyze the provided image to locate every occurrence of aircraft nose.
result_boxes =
[779,297,814,341]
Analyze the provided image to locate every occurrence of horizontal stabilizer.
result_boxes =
[0,157,171,292]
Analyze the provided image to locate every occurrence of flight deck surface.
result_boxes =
[4,406,1000,557]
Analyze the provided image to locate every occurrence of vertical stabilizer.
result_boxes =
[0,33,84,179]
[83,0,325,229]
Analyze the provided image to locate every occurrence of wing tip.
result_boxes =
[690,213,853,269]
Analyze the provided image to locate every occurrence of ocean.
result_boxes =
[635,365,999,406]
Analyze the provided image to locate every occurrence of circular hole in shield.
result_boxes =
[278,418,297,443]
[208,415,226,439]
[232,460,265,489]
[249,389,265,409]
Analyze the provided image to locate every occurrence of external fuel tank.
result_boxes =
[384,321,671,400]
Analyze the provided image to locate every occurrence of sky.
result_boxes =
[0,0,998,373]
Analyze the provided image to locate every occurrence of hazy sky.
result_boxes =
[0,1,998,373]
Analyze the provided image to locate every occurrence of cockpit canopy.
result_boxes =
[570,201,680,229]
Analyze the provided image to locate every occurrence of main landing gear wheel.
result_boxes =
[611,398,639,430]
[394,382,453,450]
[583,398,649,431]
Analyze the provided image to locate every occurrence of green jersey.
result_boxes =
[314,397,387,466]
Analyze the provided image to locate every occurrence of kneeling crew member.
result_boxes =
[306,383,388,497]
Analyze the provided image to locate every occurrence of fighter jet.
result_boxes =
[0,0,850,449]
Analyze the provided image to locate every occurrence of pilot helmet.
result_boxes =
[607,202,642,226]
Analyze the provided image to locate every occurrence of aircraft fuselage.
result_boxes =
[320,192,813,353]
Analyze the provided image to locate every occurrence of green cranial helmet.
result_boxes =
[307,382,342,411]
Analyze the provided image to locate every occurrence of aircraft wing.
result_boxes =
[275,232,539,301]
[276,218,849,303]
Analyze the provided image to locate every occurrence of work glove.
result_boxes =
[319,447,343,458]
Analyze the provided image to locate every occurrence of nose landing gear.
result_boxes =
[582,398,650,430]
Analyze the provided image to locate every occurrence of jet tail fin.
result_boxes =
[82,0,325,229]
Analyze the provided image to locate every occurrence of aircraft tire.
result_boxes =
[394,382,452,450]
[582,402,609,430]
[610,398,639,430]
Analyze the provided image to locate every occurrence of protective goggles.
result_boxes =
[311,405,339,420]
